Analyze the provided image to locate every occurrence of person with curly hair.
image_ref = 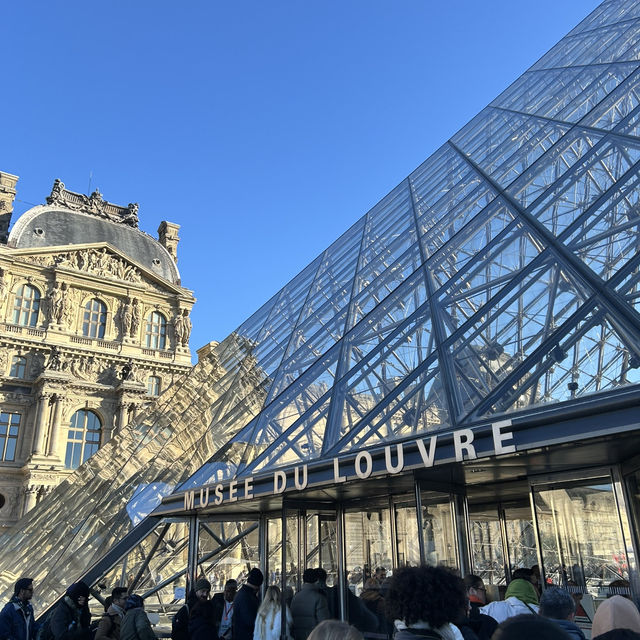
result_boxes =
[385,566,467,640]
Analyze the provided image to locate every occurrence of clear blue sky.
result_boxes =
[2,1,602,356]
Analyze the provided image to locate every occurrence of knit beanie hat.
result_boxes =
[247,568,264,587]
[14,578,33,595]
[505,578,539,605]
[125,594,144,611]
[66,582,90,602]
[194,578,211,592]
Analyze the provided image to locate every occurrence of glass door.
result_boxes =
[533,478,632,599]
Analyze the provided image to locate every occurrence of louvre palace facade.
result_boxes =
[3,0,640,636]
[0,173,194,529]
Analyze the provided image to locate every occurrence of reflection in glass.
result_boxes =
[469,507,506,587]
[534,481,629,599]
[345,509,392,596]
[420,492,457,569]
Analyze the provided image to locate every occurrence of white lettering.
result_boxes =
[416,436,437,467]
[492,420,516,455]
[333,457,346,483]
[199,487,210,508]
[228,480,238,502]
[184,490,195,511]
[273,470,287,494]
[385,444,404,474]
[355,451,373,479]
[294,465,308,490]
[454,429,477,462]
[244,477,254,499]
[214,483,224,505]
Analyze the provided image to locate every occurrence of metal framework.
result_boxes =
[2,0,640,614]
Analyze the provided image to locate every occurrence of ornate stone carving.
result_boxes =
[47,281,70,325]
[130,298,141,338]
[119,297,133,337]
[173,309,192,347]
[46,180,139,228]
[45,346,66,372]
[70,355,99,381]
[0,267,7,308]
[23,249,143,284]
[29,352,45,378]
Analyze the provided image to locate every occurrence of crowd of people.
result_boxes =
[2,568,640,640]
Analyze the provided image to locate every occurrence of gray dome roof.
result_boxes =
[8,205,180,284]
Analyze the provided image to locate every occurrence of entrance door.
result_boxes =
[532,477,633,599]
[468,500,537,598]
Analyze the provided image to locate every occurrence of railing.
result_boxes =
[97,340,119,350]
[71,336,92,345]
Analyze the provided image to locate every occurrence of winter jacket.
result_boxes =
[253,605,292,640]
[233,586,260,640]
[50,597,91,640]
[94,605,124,640]
[479,597,539,624]
[0,597,37,640]
[547,618,586,640]
[188,600,217,640]
[120,608,155,640]
[461,603,498,640]
[290,584,330,640]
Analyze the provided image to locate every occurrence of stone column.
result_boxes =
[118,402,128,430]
[47,395,64,457]
[23,485,38,515]
[31,393,50,455]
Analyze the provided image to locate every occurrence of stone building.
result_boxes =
[0,172,195,528]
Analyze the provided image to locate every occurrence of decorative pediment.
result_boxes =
[11,245,186,295]
[21,247,143,284]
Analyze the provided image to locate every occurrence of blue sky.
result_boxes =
[2,1,602,356]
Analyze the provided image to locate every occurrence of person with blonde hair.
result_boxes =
[307,620,363,640]
[253,586,292,640]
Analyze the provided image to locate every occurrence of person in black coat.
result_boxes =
[50,582,92,640]
[232,569,263,640]
[461,575,498,640]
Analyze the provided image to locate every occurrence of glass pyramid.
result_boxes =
[4,0,640,613]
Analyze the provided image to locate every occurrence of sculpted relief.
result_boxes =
[24,248,142,284]
[173,309,192,347]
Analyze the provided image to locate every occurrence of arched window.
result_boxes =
[83,299,107,338]
[145,312,167,350]
[147,375,161,397]
[65,409,102,469]
[10,356,27,379]
[12,284,40,327]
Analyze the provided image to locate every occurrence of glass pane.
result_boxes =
[534,480,630,600]
[503,503,538,575]
[420,491,458,569]
[469,506,507,588]
[344,508,392,596]
[395,500,421,567]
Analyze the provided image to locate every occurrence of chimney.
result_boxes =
[0,171,18,244]
[158,221,180,262]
